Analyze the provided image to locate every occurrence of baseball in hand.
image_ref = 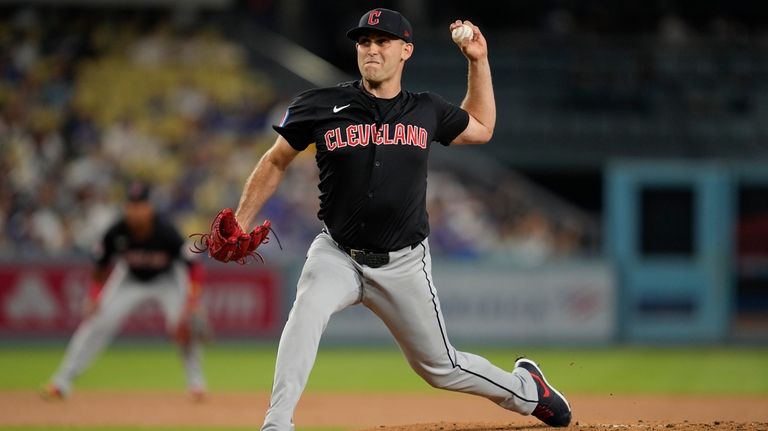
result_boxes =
[451,24,473,43]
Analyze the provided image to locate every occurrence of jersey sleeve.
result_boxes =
[272,89,319,151]
[429,93,470,146]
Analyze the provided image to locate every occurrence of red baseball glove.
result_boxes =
[191,208,274,264]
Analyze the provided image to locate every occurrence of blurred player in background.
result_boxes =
[42,181,208,401]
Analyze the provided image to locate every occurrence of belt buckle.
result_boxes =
[349,249,366,265]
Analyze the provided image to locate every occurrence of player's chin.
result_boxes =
[361,68,383,83]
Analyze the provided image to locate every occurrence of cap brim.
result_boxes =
[347,26,409,43]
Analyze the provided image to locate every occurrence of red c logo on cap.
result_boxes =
[368,10,381,25]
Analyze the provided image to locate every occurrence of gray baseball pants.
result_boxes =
[50,262,206,395]
[261,232,538,430]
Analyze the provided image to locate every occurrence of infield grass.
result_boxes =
[1,343,767,395]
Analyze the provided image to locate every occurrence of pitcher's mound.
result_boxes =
[4,391,768,430]
[359,421,768,431]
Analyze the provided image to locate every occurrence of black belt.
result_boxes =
[338,242,420,268]
[342,246,390,268]
[322,228,420,268]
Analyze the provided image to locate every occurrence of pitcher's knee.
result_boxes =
[411,363,457,390]
[424,373,455,389]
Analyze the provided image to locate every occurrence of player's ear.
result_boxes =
[401,42,413,60]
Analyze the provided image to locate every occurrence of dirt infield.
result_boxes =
[1,391,767,430]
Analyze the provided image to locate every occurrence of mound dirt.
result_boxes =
[1,391,766,429]
[358,420,768,431]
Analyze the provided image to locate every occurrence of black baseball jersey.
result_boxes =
[274,80,469,251]
[96,215,186,282]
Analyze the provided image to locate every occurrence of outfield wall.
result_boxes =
[0,259,616,344]
[0,261,282,338]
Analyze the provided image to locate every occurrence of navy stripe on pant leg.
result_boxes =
[418,243,536,404]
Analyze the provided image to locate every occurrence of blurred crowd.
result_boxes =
[0,8,280,257]
[426,169,594,262]
[0,8,594,263]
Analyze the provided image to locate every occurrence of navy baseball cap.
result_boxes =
[126,180,151,202]
[347,8,413,43]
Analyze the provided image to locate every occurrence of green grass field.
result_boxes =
[2,343,768,394]
[2,343,768,431]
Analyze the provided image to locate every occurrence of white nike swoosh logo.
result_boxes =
[333,104,351,113]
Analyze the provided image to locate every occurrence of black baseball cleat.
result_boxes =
[515,357,572,427]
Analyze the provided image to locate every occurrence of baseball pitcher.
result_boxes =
[200,8,572,429]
